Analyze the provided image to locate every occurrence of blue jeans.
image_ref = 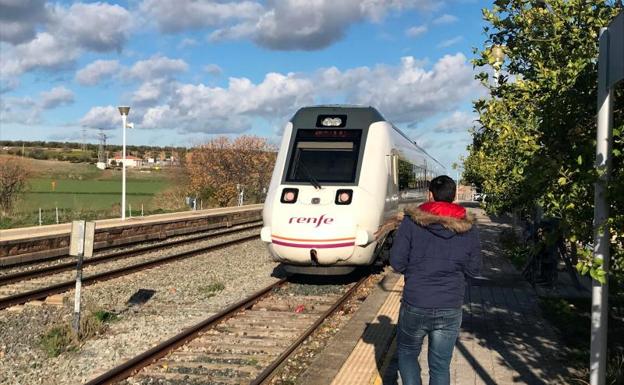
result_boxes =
[397,303,462,385]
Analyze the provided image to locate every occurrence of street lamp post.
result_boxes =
[118,106,130,220]
[491,45,505,84]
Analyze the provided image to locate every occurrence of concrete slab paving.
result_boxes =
[332,206,573,385]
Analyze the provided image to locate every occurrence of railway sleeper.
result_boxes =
[160,353,274,366]
[212,326,302,338]
[134,370,252,385]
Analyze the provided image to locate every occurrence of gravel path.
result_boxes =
[0,222,261,278]
[0,226,260,298]
[0,236,280,385]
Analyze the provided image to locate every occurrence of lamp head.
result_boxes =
[118,106,130,116]
[491,45,505,67]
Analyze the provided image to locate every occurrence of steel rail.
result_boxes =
[84,275,368,385]
[1,217,262,269]
[0,233,259,310]
[0,222,262,286]
[250,275,367,385]
[84,279,287,385]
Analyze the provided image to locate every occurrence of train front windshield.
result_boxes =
[286,129,362,184]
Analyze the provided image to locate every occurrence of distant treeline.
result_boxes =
[0,140,187,154]
[1,140,188,164]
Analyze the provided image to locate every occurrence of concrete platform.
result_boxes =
[0,204,263,242]
[0,204,262,266]
[303,207,574,385]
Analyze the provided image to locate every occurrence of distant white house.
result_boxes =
[108,155,142,168]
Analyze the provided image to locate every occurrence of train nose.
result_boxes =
[260,225,373,265]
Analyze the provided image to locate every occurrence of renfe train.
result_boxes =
[261,105,445,274]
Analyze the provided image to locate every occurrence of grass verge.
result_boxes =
[539,296,624,384]
[198,282,225,298]
[40,309,119,357]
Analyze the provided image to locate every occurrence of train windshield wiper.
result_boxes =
[298,160,322,189]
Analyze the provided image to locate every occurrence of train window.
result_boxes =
[286,129,362,184]
[398,159,416,191]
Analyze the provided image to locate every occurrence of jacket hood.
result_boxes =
[405,205,475,235]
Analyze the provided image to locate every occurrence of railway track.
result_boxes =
[1,217,263,270]
[0,226,261,310]
[85,276,368,385]
[0,221,262,285]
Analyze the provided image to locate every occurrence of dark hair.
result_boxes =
[429,175,456,203]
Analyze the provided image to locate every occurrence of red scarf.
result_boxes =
[419,201,466,219]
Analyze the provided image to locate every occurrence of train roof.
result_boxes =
[290,105,445,170]
[290,105,385,129]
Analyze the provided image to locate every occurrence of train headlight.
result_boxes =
[335,189,353,205]
[281,188,299,203]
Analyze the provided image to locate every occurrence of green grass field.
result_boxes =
[3,156,181,226]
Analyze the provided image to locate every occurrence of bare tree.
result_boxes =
[0,157,29,216]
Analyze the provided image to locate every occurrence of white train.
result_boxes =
[261,106,445,274]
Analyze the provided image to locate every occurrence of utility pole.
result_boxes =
[97,130,108,163]
[591,13,623,385]
[81,128,87,152]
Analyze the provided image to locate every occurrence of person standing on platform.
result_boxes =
[390,175,481,385]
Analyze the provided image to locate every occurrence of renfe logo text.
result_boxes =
[289,214,334,228]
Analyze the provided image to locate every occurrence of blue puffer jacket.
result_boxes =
[389,204,481,309]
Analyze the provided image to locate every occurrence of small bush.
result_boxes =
[499,229,532,269]
[40,325,76,357]
[93,310,119,323]
[199,282,225,298]
[39,309,114,357]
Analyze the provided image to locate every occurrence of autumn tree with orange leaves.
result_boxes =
[185,136,277,207]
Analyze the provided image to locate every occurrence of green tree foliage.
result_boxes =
[464,0,623,280]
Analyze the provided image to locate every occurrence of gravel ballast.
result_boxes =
[0,236,280,385]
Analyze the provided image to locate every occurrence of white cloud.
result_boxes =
[178,37,198,49]
[245,0,366,50]
[0,32,79,78]
[115,53,476,134]
[0,0,48,44]
[40,86,74,109]
[126,55,188,81]
[432,13,458,25]
[405,25,427,38]
[140,0,263,33]
[75,60,120,86]
[80,105,120,130]
[132,79,176,106]
[437,35,463,48]
[0,95,39,124]
[143,72,315,132]
[433,111,476,133]
[203,64,223,76]
[143,0,440,50]
[318,54,476,123]
[48,2,132,52]
[0,2,132,80]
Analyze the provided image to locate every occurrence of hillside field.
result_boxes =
[3,156,181,223]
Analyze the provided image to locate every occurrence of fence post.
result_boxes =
[55,207,59,224]
[141,204,144,217]
[129,204,132,218]
[39,208,42,226]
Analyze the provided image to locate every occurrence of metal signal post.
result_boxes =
[592,12,623,385]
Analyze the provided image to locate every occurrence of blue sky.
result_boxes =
[0,0,490,169]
